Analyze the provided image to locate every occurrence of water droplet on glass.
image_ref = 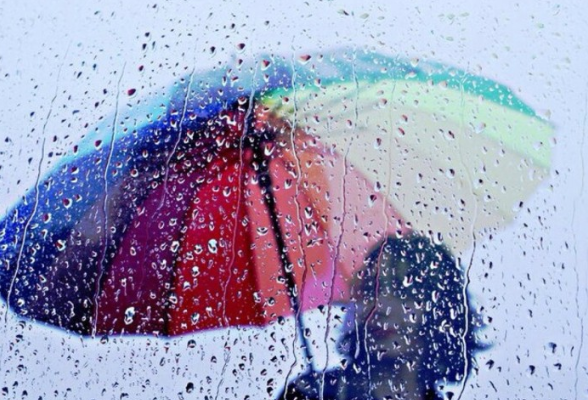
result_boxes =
[208,239,218,254]
[264,143,275,156]
[298,55,311,64]
[56,240,67,252]
[402,275,414,287]
[124,307,136,325]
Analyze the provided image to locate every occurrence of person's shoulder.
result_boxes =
[278,368,346,400]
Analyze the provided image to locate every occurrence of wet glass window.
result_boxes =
[0,2,583,399]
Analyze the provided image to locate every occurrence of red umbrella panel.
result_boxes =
[96,105,408,336]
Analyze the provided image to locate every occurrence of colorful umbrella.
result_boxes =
[0,50,552,340]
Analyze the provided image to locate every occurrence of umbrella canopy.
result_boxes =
[0,49,552,337]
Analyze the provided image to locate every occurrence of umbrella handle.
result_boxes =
[253,142,315,374]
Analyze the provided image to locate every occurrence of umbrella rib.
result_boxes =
[253,143,314,369]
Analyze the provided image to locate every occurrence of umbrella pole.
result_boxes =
[253,145,314,373]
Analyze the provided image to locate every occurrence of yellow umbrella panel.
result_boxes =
[262,51,553,252]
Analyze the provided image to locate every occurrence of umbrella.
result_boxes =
[0,50,552,342]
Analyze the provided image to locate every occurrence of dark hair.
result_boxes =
[340,233,486,396]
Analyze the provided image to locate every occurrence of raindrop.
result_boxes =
[402,275,414,287]
[264,143,275,156]
[474,122,486,133]
[124,307,136,325]
[207,239,218,254]
[298,55,311,64]
[56,240,67,251]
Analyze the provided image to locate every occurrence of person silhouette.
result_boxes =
[279,234,486,400]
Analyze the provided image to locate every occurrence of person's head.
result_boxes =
[339,233,485,398]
